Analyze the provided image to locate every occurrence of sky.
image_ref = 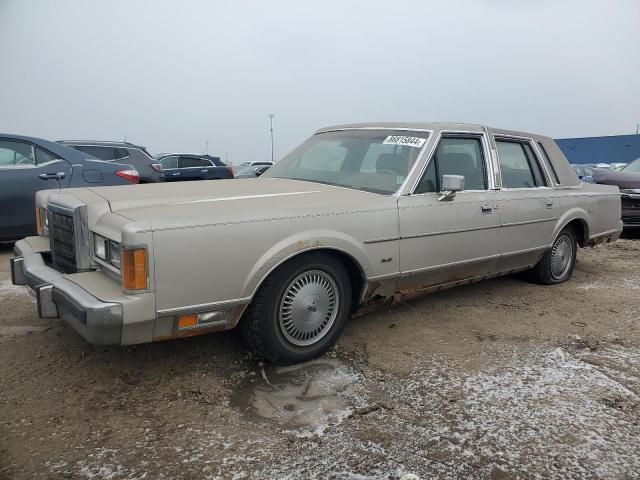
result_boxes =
[1,0,639,164]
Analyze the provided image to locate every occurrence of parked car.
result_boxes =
[571,164,595,180]
[12,122,622,364]
[232,161,273,173]
[156,154,234,181]
[0,134,139,242]
[593,160,640,229]
[234,165,271,178]
[611,162,628,171]
[59,140,164,183]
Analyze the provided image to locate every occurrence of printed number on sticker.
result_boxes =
[383,135,426,148]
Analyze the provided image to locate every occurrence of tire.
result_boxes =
[241,252,352,364]
[529,225,577,285]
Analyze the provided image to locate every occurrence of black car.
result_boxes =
[58,140,164,183]
[0,134,139,242]
[155,154,234,181]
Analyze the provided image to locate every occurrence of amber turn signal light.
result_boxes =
[122,248,148,291]
[177,314,197,329]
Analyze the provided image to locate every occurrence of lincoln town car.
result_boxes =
[11,123,622,363]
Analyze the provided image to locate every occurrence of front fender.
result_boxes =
[241,229,372,299]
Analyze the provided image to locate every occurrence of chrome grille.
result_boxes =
[50,211,77,273]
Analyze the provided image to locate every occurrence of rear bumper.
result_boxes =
[11,238,123,345]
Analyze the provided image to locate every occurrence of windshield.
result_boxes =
[261,129,429,194]
[622,159,640,173]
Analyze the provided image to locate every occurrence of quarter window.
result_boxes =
[415,136,487,193]
[537,141,560,184]
[35,147,60,164]
[496,140,548,188]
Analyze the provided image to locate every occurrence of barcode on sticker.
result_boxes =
[383,135,426,148]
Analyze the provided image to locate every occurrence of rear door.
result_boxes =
[0,139,71,240]
[492,136,559,270]
[179,156,211,180]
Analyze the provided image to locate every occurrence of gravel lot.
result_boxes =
[1,238,639,480]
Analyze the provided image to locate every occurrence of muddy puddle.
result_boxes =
[231,358,364,437]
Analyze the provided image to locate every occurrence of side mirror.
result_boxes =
[439,174,464,201]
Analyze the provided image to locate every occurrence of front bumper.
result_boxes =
[621,192,640,228]
[11,238,123,345]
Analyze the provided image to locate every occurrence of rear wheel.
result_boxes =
[242,252,352,364]
[530,226,577,284]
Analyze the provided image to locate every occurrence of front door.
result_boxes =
[397,134,501,291]
[0,139,71,240]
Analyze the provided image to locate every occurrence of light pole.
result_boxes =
[205,140,209,155]
[268,113,275,163]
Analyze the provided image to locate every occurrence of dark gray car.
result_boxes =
[0,133,139,241]
[59,140,164,183]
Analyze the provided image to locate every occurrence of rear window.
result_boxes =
[74,145,130,161]
[181,157,210,168]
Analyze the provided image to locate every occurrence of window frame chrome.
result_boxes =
[493,134,556,191]
[407,129,495,196]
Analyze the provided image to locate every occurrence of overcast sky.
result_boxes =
[1,0,639,164]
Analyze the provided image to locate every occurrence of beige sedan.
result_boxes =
[12,123,622,363]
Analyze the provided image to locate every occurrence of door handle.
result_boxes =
[481,204,493,214]
[545,200,554,209]
[200,169,209,173]
[172,173,181,176]
[39,172,65,180]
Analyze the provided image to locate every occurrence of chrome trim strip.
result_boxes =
[493,134,555,189]
[319,127,435,133]
[364,236,400,244]
[401,224,501,240]
[400,253,501,276]
[502,217,559,228]
[588,228,620,240]
[157,298,251,317]
[407,129,493,194]
[400,245,547,277]
[166,191,321,206]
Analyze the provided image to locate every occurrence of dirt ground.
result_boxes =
[1,237,639,480]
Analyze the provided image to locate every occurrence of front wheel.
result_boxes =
[529,226,577,285]
[241,252,352,364]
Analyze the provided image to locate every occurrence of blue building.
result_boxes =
[555,134,640,165]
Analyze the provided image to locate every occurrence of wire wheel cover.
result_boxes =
[278,270,339,347]
[550,233,573,279]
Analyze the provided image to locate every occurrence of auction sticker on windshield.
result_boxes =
[382,135,426,148]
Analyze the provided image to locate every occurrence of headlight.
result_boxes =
[94,234,107,260]
[108,241,122,268]
[93,234,122,270]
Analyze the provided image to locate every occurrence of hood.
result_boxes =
[87,178,385,230]
[593,169,640,190]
